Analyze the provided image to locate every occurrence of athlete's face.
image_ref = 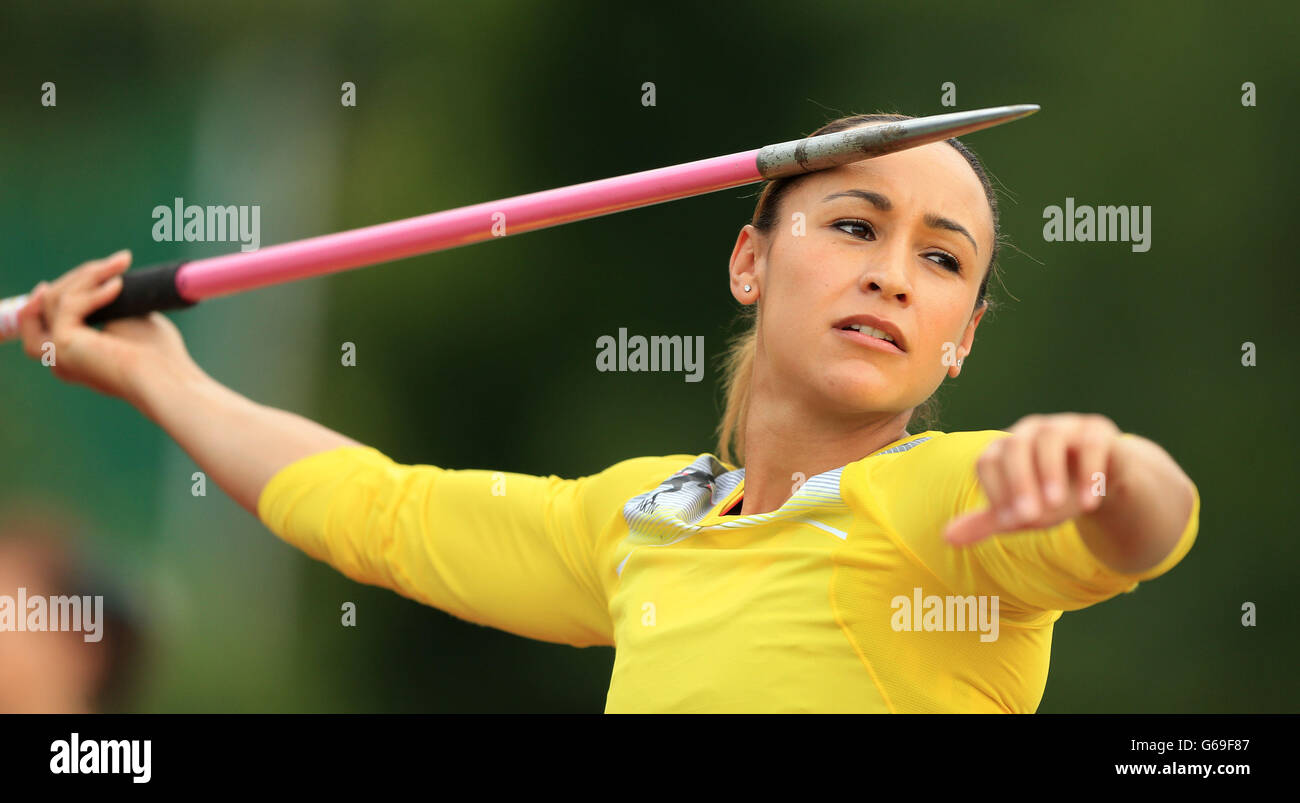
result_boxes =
[729,138,993,420]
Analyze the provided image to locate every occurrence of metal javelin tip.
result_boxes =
[756,103,1040,178]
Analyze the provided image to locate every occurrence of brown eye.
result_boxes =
[834,219,875,239]
[926,252,962,273]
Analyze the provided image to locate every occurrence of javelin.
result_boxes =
[0,104,1038,344]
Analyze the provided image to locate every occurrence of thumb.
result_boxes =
[944,508,999,546]
[22,282,49,316]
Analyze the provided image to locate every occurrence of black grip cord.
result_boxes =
[84,261,197,326]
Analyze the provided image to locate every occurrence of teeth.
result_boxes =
[848,324,895,343]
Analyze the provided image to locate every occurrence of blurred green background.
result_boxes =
[1,0,1295,712]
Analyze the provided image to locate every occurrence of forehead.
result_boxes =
[789,140,993,246]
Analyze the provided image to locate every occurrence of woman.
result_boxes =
[15,113,1200,713]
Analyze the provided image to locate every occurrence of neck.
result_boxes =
[736,374,913,516]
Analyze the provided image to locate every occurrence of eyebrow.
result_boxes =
[821,189,979,255]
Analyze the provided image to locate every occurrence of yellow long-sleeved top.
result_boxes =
[257,429,1199,713]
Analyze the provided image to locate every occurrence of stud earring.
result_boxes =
[743,284,752,292]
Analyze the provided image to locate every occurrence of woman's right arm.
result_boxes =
[134,361,362,517]
[17,251,360,515]
[20,250,622,646]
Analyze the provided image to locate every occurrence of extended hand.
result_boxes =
[943,413,1122,546]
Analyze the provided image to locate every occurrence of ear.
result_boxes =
[728,224,762,305]
[947,301,986,378]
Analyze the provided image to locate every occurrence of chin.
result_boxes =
[814,369,905,415]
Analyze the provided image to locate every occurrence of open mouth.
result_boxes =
[832,322,904,353]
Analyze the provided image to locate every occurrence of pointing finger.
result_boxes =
[945,508,999,546]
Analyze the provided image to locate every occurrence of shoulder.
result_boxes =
[897,429,1010,465]
[579,453,715,488]
[841,430,1011,518]
[572,452,721,514]
[848,429,1009,475]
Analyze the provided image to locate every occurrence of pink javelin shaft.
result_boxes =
[179,149,761,301]
[0,104,1038,343]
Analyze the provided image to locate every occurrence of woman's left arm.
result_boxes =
[944,414,1197,576]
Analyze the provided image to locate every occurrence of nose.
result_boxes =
[858,248,912,302]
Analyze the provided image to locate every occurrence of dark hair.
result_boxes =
[716,112,1004,465]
